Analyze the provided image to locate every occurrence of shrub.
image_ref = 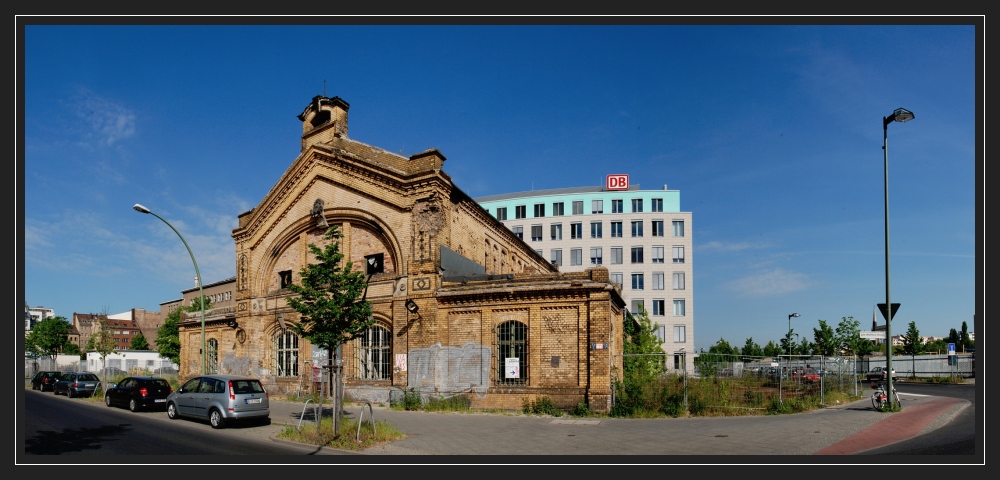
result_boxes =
[571,401,590,417]
[688,396,706,416]
[522,396,562,416]
[404,389,423,411]
[742,390,764,407]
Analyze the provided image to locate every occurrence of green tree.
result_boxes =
[155,297,211,365]
[707,338,738,356]
[812,319,838,356]
[155,309,181,364]
[63,342,82,356]
[780,330,797,357]
[741,337,764,359]
[923,338,947,354]
[130,331,150,350]
[960,321,970,352]
[622,306,664,385]
[835,316,868,358]
[900,321,923,379]
[26,316,72,359]
[762,340,783,358]
[286,225,373,430]
[694,338,737,376]
[797,337,813,356]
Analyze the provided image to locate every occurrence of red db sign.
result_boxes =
[606,174,629,191]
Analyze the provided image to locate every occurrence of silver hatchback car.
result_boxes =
[165,375,270,429]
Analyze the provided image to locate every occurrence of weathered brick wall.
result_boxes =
[188,96,624,410]
[539,306,581,386]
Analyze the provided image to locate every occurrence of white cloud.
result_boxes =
[72,89,136,146]
[725,268,811,297]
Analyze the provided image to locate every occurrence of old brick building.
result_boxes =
[175,95,625,412]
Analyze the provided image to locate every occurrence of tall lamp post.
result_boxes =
[787,313,800,356]
[881,108,914,409]
[133,204,207,375]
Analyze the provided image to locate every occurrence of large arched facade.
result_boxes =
[176,95,624,412]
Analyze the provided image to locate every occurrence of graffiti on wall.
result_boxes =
[346,384,391,404]
[408,342,491,398]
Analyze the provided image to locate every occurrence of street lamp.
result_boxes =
[881,107,914,409]
[133,203,207,375]
[787,313,800,357]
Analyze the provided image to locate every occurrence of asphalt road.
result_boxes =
[20,389,348,459]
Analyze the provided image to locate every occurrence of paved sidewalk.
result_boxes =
[265,389,971,457]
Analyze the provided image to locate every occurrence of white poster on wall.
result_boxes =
[505,358,520,379]
[395,354,407,372]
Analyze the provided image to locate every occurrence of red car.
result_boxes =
[792,367,821,383]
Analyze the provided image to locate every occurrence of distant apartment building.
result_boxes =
[475,176,694,372]
[26,306,55,333]
[73,311,149,351]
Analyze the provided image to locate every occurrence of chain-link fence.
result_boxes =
[612,353,867,417]
[611,352,973,417]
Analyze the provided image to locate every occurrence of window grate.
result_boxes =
[494,321,528,385]
[273,328,299,377]
[355,324,391,381]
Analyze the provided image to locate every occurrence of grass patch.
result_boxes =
[906,376,967,384]
[277,416,406,450]
[424,394,472,412]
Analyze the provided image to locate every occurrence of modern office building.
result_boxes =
[476,178,694,372]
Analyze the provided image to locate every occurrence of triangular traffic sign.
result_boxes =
[877,303,900,322]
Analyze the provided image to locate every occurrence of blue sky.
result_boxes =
[20,22,981,351]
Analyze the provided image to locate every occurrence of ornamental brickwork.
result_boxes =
[176,95,624,412]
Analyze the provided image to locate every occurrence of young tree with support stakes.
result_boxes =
[901,321,922,379]
[286,225,373,438]
[87,310,117,392]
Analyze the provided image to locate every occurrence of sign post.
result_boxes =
[947,343,957,381]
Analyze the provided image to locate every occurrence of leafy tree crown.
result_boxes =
[286,225,374,354]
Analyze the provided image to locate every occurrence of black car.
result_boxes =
[104,376,173,412]
[30,371,62,391]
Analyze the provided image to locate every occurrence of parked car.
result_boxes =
[53,372,102,398]
[104,376,173,412]
[866,367,898,382]
[165,375,270,429]
[792,367,821,383]
[30,371,62,391]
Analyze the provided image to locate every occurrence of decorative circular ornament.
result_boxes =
[236,328,247,344]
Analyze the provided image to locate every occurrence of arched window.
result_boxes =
[495,320,527,385]
[273,328,299,377]
[206,338,219,374]
[355,324,391,380]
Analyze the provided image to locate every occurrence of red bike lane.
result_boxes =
[813,396,967,455]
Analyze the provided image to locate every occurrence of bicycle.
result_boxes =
[870,382,900,410]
